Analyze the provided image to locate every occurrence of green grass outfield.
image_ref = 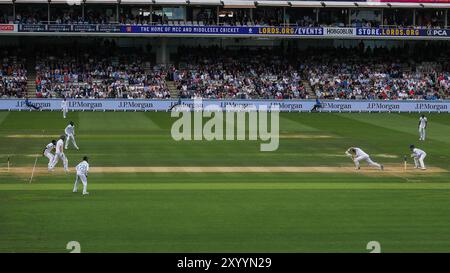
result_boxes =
[0,111,449,252]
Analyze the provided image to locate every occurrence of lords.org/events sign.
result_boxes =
[1,99,449,113]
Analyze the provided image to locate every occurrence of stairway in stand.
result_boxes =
[26,59,36,98]
[166,81,178,98]
[302,80,316,99]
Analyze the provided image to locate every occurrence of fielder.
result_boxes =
[418,114,427,141]
[65,121,79,150]
[410,145,427,170]
[43,140,57,170]
[311,97,323,112]
[73,156,89,195]
[49,135,69,172]
[345,147,384,170]
[62,98,68,119]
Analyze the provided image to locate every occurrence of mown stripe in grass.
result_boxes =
[2,182,450,191]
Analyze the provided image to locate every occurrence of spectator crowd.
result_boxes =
[2,6,447,29]
[0,44,449,100]
[0,50,27,98]
[302,44,450,100]
[34,45,170,99]
[173,47,307,99]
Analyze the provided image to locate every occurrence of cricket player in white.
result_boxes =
[418,114,427,141]
[43,140,56,170]
[410,145,427,170]
[65,121,79,150]
[73,156,89,195]
[345,147,384,170]
[62,98,68,119]
[49,135,69,172]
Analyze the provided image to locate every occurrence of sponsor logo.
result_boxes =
[295,27,323,36]
[427,29,448,37]
[367,103,400,111]
[68,101,103,109]
[258,27,296,35]
[15,101,51,108]
[19,24,47,32]
[357,28,419,36]
[325,28,355,36]
[118,101,155,109]
[0,24,14,32]
[219,101,253,109]
[67,0,82,5]
[322,102,352,110]
[415,103,448,111]
[270,102,303,111]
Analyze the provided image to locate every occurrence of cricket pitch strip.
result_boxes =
[0,165,447,177]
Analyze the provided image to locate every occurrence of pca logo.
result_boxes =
[428,29,448,36]
[66,0,82,5]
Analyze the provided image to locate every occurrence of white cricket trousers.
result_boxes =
[44,152,54,170]
[414,154,427,169]
[63,108,68,119]
[419,127,426,141]
[50,152,68,171]
[65,134,79,149]
[73,173,88,194]
[354,155,382,169]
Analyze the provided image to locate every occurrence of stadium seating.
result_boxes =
[0,43,449,100]
[8,10,445,29]
[0,49,27,98]
[34,46,170,99]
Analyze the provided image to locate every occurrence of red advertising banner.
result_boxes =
[0,24,15,32]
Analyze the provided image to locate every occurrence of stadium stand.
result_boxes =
[33,43,170,99]
[7,8,447,29]
[0,42,449,100]
[302,44,450,100]
[0,49,27,98]
[0,42,439,100]
[173,46,307,99]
